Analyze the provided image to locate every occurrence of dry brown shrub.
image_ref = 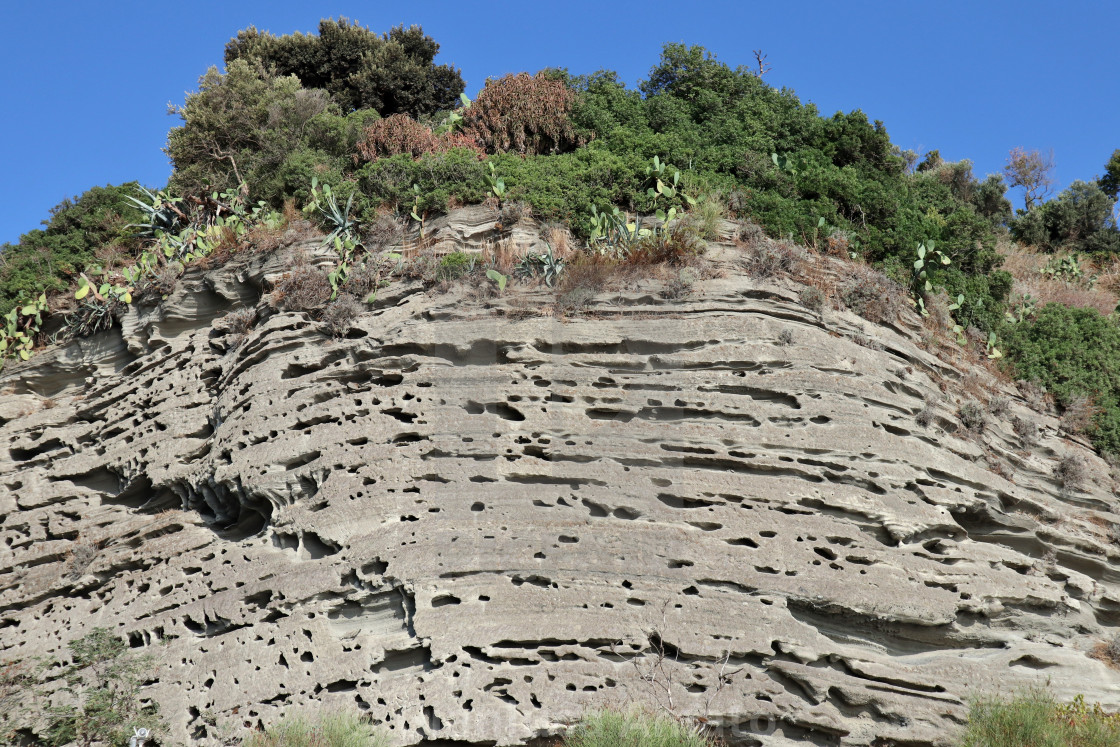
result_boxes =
[460,73,580,155]
[321,294,364,337]
[625,225,703,267]
[225,307,256,339]
[736,220,767,248]
[273,263,332,312]
[743,241,806,279]
[542,222,572,258]
[841,266,905,324]
[243,223,284,253]
[365,213,405,248]
[1055,453,1089,491]
[1059,393,1099,435]
[357,113,483,161]
[481,237,524,275]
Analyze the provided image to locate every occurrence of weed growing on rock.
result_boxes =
[1055,454,1089,492]
[988,395,1011,418]
[841,266,905,324]
[798,286,826,315]
[851,326,884,351]
[321,295,364,338]
[274,264,332,312]
[364,213,405,249]
[1012,415,1040,446]
[743,241,805,280]
[958,400,986,434]
[916,397,939,428]
[736,220,766,247]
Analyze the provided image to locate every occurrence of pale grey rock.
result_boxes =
[2,213,1119,747]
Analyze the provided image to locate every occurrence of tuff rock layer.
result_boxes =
[2,212,1119,746]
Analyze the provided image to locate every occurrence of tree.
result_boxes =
[1003,146,1055,210]
[42,628,163,747]
[1099,148,1120,200]
[224,18,464,117]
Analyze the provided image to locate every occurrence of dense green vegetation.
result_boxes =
[961,690,1120,747]
[1002,304,1120,455]
[5,17,1120,455]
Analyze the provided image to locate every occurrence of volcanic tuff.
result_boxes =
[2,209,1119,747]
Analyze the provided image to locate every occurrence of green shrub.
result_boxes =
[1002,303,1120,455]
[437,251,474,280]
[0,183,145,315]
[563,710,712,747]
[243,712,389,747]
[961,690,1120,747]
[1010,180,1120,254]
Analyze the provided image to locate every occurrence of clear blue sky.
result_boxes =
[1,0,1116,245]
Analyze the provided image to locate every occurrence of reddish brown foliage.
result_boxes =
[460,73,580,155]
[357,113,482,161]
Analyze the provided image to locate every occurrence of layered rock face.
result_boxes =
[2,213,1119,746]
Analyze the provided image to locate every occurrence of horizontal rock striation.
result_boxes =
[2,217,1119,746]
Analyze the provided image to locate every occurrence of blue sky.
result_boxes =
[1,0,1116,245]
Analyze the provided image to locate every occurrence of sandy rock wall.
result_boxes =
[2,218,1119,746]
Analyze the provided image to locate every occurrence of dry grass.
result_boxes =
[840,266,906,324]
[480,237,528,275]
[321,295,364,338]
[1000,244,1118,315]
[272,261,332,312]
[542,222,573,259]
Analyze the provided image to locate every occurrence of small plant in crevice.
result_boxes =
[988,395,1011,418]
[1055,453,1089,492]
[798,286,826,315]
[916,396,939,428]
[958,400,986,434]
[660,268,696,300]
[1012,415,1040,446]
[851,327,884,351]
[320,294,364,338]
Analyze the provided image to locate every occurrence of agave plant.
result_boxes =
[304,177,359,245]
[125,187,183,239]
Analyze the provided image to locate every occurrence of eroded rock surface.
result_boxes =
[2,217,1119,746]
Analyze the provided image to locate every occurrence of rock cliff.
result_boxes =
[2,211,1119,746]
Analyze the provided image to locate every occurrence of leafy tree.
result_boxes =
[1011,180,1120,253]
[224,18,464,117]
[43,628,163,747]
[1004,146,1055,210]
[1099,148,1120,200]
